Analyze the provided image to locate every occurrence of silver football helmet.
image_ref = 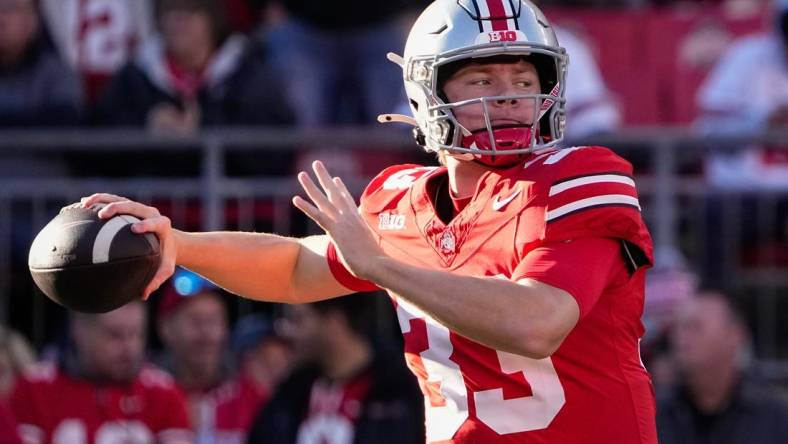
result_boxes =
[381,0,568,167]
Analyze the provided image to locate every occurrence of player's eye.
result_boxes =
[467,77,492,86]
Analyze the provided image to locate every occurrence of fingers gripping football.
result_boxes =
[76,194,177,300]
[293,161,385,280]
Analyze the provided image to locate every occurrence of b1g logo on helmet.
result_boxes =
[475,30,527,44]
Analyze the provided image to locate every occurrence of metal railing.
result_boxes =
[1,127,787,366]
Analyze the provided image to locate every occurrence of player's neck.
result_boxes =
[445,155,488,199]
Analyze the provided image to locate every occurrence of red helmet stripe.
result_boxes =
[485,0,510,31]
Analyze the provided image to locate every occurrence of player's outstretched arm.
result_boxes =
[295,161,580,359]
[79,193,352,303]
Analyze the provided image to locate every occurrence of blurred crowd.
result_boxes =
[1,0,787,175]
[0,269,423,444]
[4,260,788,443]
[2,0,788,442]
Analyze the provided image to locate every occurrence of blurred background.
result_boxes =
[1,0,788,442]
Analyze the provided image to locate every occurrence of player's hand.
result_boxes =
[293,161,386,281]
[77,193,177,300]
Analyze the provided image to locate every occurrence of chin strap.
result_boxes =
[461,126,534,152]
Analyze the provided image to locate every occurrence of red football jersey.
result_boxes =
[330,146,656,443]
[0,401,22,444]
[9,362,192,444]
[182,374,271,444]
[295,371,373,443]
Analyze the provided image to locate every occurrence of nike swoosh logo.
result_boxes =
[492,188,521,211]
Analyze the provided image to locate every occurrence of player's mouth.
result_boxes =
[490,118,530,126]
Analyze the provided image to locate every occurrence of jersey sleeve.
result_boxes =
[512,237,623,318]
[326,242,380,292]
[542,146,653,269]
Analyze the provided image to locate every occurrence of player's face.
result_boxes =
[75,303,147,383]
[165,295,228,373]
[442,60,542,132]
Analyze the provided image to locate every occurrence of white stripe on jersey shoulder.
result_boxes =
[546,194,640,222]
[544,146,589,165]
[549,174,636,197]
[382,167,437,190]
[522,149,559,170]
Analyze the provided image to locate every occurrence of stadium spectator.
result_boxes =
[553,25,621,140]
[0,325,35,401]
[0,0,82,127]
[641,246,699,391]
[188,313,291,443]
[39,0,155,102]
[158,272,284,444]
[657,290,788,444]
[9,301,193,444]
[246,294,424,444]
[157,279,232,442]
[233,315,291,389]
[94,0,293,134]
[695,0,788,189]
[255,0,425,125]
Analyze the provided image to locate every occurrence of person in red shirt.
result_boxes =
[0,401,22,444]
[9,301,192,444]
[80,0,657,442]
[157,272,290,444]
[246,294,424,444]
[223,312,292,432]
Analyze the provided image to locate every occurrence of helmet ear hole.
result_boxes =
[410,99,419,111]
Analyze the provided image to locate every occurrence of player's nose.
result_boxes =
[493,81,520,106]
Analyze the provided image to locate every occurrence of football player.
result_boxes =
[81,0,657,442]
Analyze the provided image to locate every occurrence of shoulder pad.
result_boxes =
[542,146,653,265]
[544,146,632,175]
[360,164,437,214]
